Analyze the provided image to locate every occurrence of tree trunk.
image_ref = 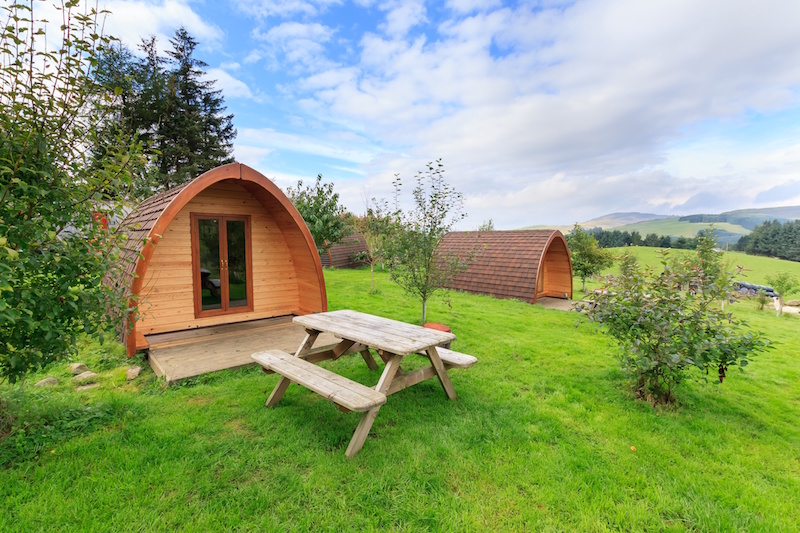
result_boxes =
[422,299,427,324]
[370,262,375,291]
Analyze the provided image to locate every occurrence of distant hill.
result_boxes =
[520,206,800,246]
[520,212,671,233]
[580,212,674,229]
[614,219,749,245]
[679,206,800,230]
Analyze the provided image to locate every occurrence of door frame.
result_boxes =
[190,212,254,319]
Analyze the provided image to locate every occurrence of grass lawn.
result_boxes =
[1,266,799,531]
[577,246,800,300]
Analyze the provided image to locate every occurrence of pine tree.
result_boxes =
[96,28,236,197]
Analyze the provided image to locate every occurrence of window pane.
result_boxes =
[199,219,222,311]
[227,219,248,308]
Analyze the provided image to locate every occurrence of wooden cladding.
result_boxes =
[122,165,327,349]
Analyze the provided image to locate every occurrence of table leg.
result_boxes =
[375,352,404,394]
[294,330,320,357]
[360,349,379,371]
[265,376,292,407]
[346,406,381,457]
[426,346,458,400]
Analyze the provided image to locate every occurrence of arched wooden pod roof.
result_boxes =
[117,163,327,355]
[438,230,572,305]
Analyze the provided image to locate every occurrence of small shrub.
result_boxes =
[589,237,770,404]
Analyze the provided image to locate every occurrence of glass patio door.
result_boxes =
[191,214,253,317]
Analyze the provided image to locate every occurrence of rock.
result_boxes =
[76,383,100,392]
[125,366,142,380]
[73,370,98,383]
[785,300,800,307]
[34,377,59,387]
[69,362,89,375]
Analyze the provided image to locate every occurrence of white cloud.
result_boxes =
[379,0,427,38]
[277,0,800,226]
[251,22,336,72]
[445,0,502,15]
[204,68,254,99]
[231,0,342,19]
[237,127,379,164]
[102,0,223,50]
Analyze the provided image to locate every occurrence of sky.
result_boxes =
[77,0,800,228]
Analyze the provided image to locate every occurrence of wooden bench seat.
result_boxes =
[251,349,386,412]
[434,347,478,369]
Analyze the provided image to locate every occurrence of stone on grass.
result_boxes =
[76,383,100,392]
[35,377,59,387]
[785,300,800,307]
[69,362,89,375]
[73,370,98,383]
[126,366,142,380]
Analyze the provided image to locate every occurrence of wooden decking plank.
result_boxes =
[147,318,339,383]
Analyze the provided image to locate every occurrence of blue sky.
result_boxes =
[87,0,800,228]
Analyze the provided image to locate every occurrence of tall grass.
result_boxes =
[1,266,799,531]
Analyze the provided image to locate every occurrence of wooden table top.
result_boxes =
[293,310,455,356]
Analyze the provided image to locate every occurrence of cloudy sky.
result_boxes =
[90,0,800,228]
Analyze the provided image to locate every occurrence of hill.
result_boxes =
[580,212,674,229]
[520,212,671,233]
[680,206,800,230]
[613,219,749,245]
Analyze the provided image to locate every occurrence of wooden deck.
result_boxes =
[145,316,339,383]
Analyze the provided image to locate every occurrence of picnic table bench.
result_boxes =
[251,310,477,457]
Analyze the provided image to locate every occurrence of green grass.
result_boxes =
[589,246,800,299]
[1,266,800,531]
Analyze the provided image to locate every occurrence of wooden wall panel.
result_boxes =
[136,180,302,335]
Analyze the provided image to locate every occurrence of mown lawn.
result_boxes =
[1,266,799,531]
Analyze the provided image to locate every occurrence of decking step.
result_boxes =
[251,349,386,412]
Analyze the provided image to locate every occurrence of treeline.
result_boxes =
[588,229,703,250]
[735,220,800,261]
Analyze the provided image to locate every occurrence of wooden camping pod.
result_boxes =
[116,163,327,356]
[437,230,573,304]
[319,230,369,269]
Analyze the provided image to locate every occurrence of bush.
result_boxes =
[589,238,770,404]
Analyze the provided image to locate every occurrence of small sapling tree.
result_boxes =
[566,224,614,292]
[286,174,351,255]
[388,160,471,323]
[351,198,396,293]
[765,272,799,317]
[589,243,769,404]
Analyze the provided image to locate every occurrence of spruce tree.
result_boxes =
[96,28,236,197]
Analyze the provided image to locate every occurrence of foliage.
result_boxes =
[567,224,614,292]
[589,240,770,404]
[351,198,397,292]
[388,160,472,323]
[477,219,494,231]
[95,28,236,197]
[0,1,139,383]
[765,271,799,316]
[286,174,351,255]
[739,219,800,262]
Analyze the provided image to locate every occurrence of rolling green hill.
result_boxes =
[614,219,750,242]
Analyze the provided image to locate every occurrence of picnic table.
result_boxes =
[251,310,477,457]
